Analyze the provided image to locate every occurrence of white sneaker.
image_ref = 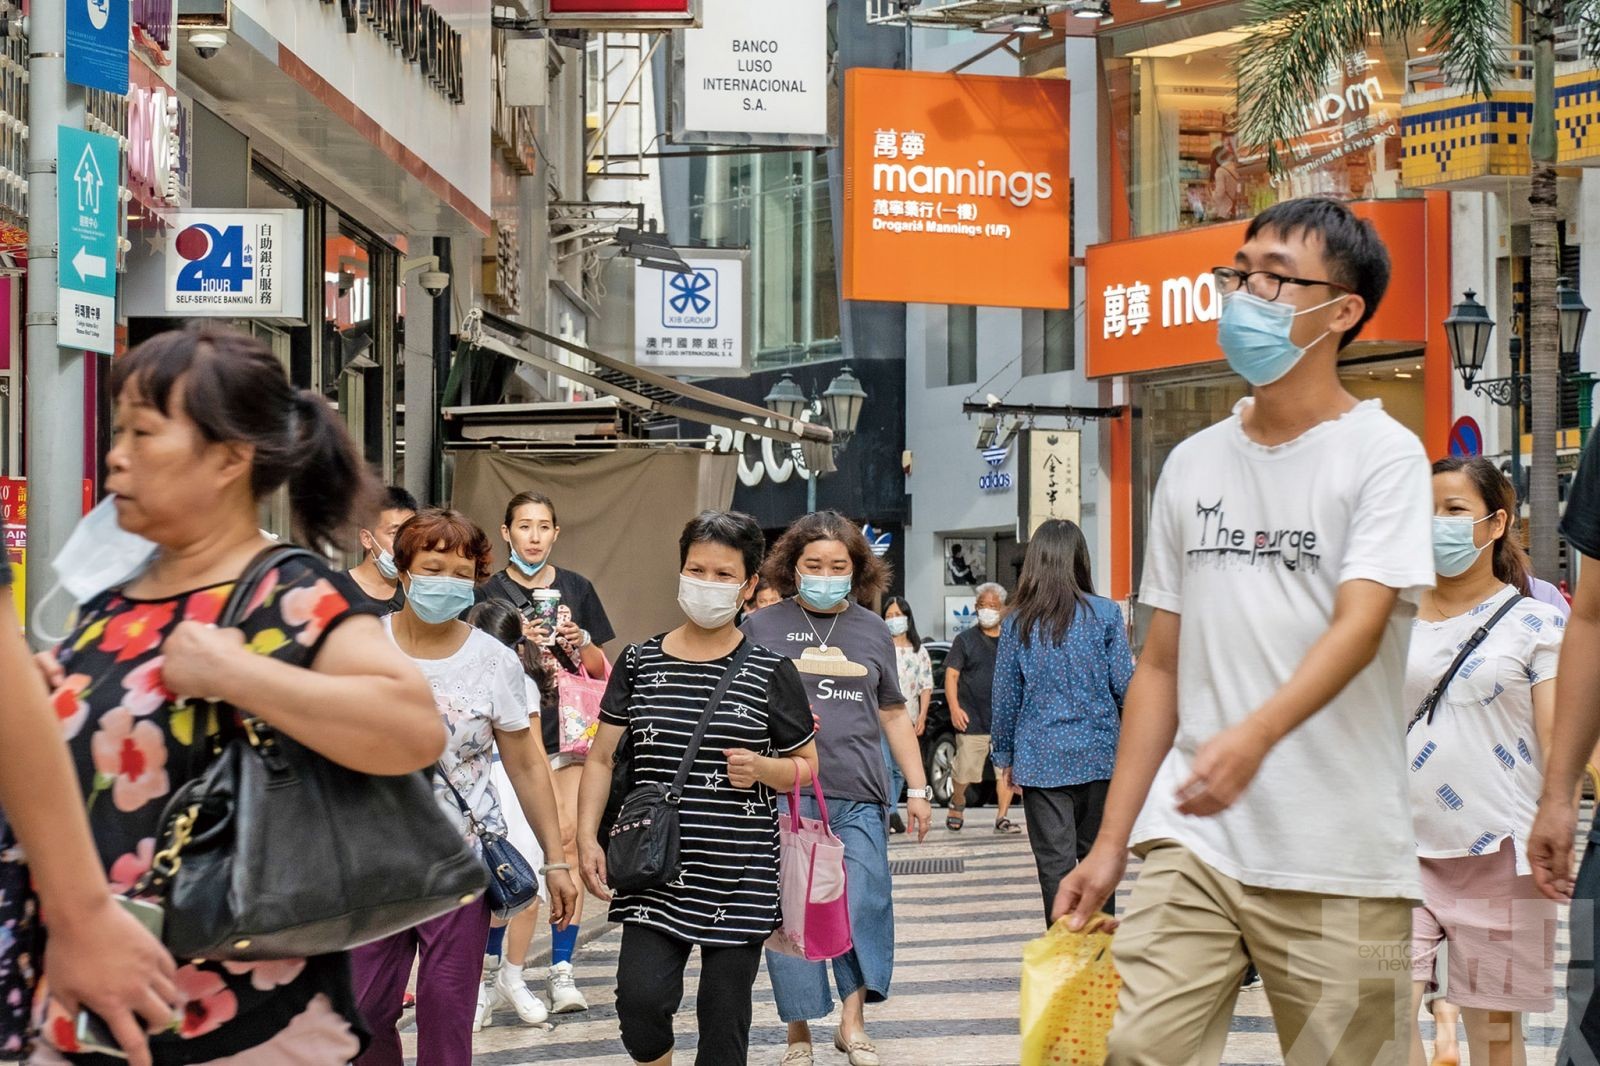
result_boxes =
[473,979,497,1033]
[494,963,549,1025]
[546,962,589,1013]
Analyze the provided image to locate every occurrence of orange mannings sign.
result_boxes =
[1085,199,1431,377]
[842,69,1071,310]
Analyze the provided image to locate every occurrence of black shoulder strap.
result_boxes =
[669,640,756,801]
[1409,594,1524,733]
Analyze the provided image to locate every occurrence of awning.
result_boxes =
[454,309,834,446]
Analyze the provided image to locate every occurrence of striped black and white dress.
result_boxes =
[599,636,815,945]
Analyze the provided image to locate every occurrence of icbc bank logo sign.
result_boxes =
[843,69,1071,310]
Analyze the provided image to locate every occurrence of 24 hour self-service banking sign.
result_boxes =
[842,69,1071,310]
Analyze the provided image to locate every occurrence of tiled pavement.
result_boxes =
[409,804,1590,1065]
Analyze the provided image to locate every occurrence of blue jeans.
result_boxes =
[766,795,895,1022]
[881,733,904,809]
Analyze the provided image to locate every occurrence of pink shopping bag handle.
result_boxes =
[785,756,830,831]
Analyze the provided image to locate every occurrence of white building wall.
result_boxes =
[901,34,1105,638]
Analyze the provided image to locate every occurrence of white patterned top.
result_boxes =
[383,617,531,847]
[1404,584,1565,873]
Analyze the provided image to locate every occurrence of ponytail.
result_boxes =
[288,390,376,556]
[110,328,377,556]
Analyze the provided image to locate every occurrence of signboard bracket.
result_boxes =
[960,400,1124,421]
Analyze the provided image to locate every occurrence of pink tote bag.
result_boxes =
[767,758,853,962]
[557,657,609,757]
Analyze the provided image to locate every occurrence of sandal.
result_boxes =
[994,817,1021,834]
[946,809,964,831]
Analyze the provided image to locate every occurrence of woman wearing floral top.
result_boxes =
[21,328,445,1064]
[881,597,932,834]
[351,510,577,1066]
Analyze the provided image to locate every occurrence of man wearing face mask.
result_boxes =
[944,583,1013,833]
[348,485,419,612]
[1054,198,1435,1066]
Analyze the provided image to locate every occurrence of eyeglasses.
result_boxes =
[1211,267,1354,303]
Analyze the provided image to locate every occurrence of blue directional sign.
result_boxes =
[66,0,130,95]
[57,127,120,355]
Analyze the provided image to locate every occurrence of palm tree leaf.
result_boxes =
[1235,0,1505,172]
[1567,0,1600,61]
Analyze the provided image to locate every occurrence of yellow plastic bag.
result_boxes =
[1019,916,1121,1066]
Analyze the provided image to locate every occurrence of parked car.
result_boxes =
[914,640,998,809]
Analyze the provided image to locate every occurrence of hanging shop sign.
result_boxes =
[842,69,1071,310]
[132,0,178,85]
[672,0,830,147]
[634,251,746,374]
[67,0,131,95]
[1019,429,1080,540]
[543,0,701,30]
[1085,198,1431,378]
[161,210,304,317]
[127,82,188,210]
[58,127,120,355]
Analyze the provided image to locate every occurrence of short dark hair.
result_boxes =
[383,485,419,514]
[679,510,765,581]
[394,508,493,582]
[1244,197,1390,348]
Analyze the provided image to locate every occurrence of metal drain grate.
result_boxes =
[889,857,965,876]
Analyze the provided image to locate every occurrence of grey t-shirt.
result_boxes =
[742,598,906,805]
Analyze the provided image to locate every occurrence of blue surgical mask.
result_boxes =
[374,548,398,581]
[406,573,477,624]
[509,547,548,578]
[33,495,159,644]
[797,571,853,611]
[1433,514,1496,578]
[885,616,909,636]
[1217,289,1346,387]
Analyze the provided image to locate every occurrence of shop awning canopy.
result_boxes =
[453,309,834,446]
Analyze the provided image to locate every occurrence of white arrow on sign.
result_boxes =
[72,245,106,281]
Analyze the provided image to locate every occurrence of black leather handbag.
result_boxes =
[437,768,540,921]
[135,546,487,961]
[606,640,754,895]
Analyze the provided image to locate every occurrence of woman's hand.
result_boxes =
[159,622,247,700]
[35,650,66,691]
[578,837,612,901]
[905,796,933,842]
[521,619,552,646]
[913,713,927,738]
[555,618,585,651]
[724,748,764,790]
[546,869,579,928]
[45,896,181,1066]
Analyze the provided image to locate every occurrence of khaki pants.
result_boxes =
[1108,840,1413,1066]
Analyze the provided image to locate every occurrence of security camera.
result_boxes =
[189,32,227,59]
[419,270,450,297]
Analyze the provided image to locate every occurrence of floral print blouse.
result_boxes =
[32,555,379,1063]
[894,643,934,722]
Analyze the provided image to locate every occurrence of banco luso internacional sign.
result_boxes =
[675,0,830,146]
[842,69,1071,310]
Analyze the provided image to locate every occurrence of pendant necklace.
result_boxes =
[802,607,842,652]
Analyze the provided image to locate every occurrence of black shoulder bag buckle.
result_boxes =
[605,639,755,896]
[1407,594,1524,734]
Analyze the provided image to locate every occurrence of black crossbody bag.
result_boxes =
[606,640,755,895]
[1407,594,1524,733]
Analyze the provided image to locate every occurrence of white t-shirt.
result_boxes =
[383,618,532,845]
[1405,585,1563,874]
[1132,398,1435,899]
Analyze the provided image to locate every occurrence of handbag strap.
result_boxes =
[669,640,756,802]
[435,763,489,838]
[187,544,324,761]
[785,756,831,831]
[1408,593,1524,733]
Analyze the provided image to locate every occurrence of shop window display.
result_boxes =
[1105,17,1413,237]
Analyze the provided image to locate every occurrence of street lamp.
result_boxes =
[1559,275,1590,358]
[1445,290,1495,389]
[762,367,872,512]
